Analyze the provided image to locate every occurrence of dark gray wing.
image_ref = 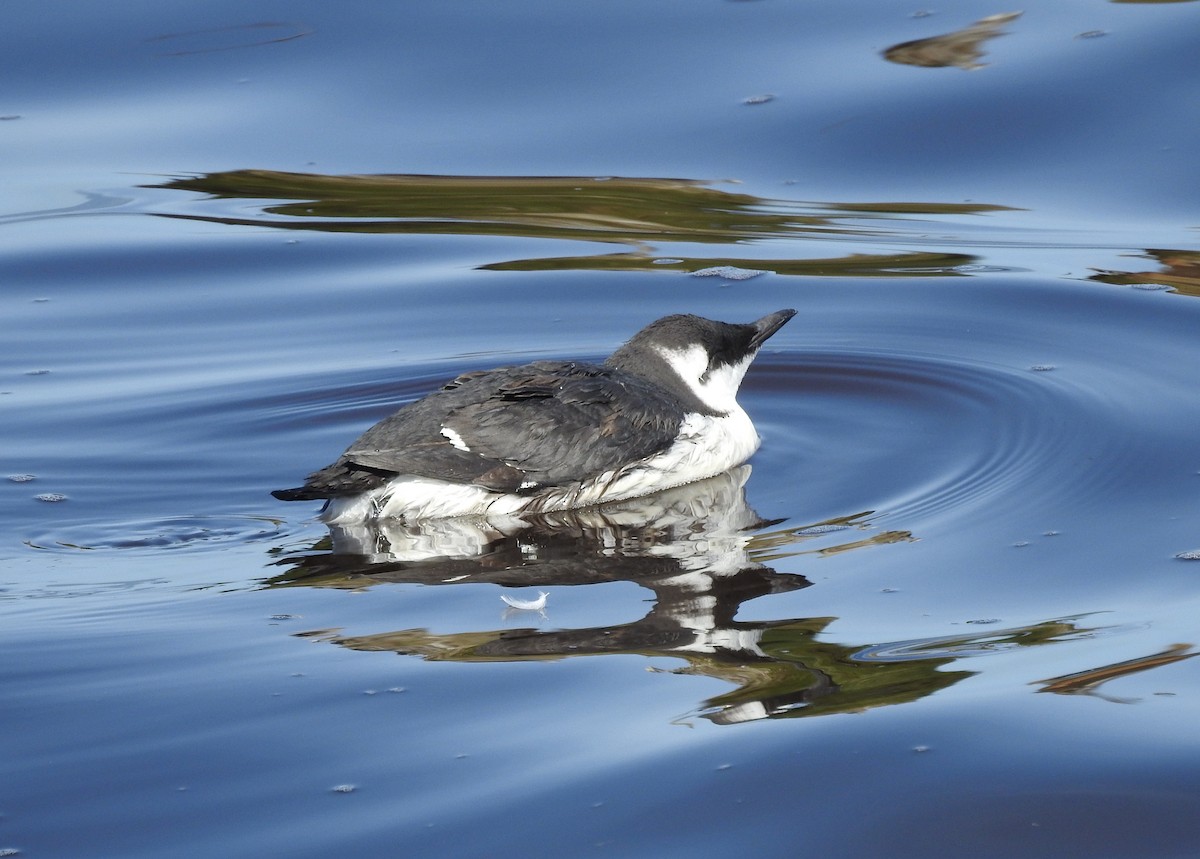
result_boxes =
[439,363,687,489]
[273,362,685,500]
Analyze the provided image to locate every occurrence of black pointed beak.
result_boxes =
[748,309,796,350]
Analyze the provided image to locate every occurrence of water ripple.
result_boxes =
[750,350,1124,526]
[25,514,292,554]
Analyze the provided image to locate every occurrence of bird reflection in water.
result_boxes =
[269,468,1107,724]
[272,467,937,723]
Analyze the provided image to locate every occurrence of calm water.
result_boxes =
[4,2,1200,857]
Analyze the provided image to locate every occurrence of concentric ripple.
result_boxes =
[747,349,1129,527]
[25,514,291,554]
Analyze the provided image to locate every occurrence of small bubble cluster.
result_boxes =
[690,265,769,281]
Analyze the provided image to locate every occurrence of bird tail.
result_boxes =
[271,486,324,501]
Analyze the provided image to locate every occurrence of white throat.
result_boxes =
[655,344,754,415]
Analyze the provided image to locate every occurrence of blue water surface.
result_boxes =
[4,2,1200,857]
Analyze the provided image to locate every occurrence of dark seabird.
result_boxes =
[272,309,795,522]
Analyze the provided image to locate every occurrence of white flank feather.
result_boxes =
[439,425,471,451]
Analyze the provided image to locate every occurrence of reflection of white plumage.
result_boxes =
[323,465,764,567]
[273,310,795,523]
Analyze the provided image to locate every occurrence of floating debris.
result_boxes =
[7,474,35,483]
[330,784,357,794]
[1029,364,1056,372]
[500,591,549,611]
[1175,550,1200,561]
[742,94,775,105]
[34,493,67,503]
[690,265,769,280]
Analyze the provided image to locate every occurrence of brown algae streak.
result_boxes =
[883,11,1022,71]
[149,169,1012,275]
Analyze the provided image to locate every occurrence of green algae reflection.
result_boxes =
[313,615,1113,726]
[151,169,1008,276]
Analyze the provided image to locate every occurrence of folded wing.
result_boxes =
[274,362,685,500]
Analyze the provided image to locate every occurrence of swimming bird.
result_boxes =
[272,309,795,523]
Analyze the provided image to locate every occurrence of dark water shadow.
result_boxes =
[264,467,1135,725]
